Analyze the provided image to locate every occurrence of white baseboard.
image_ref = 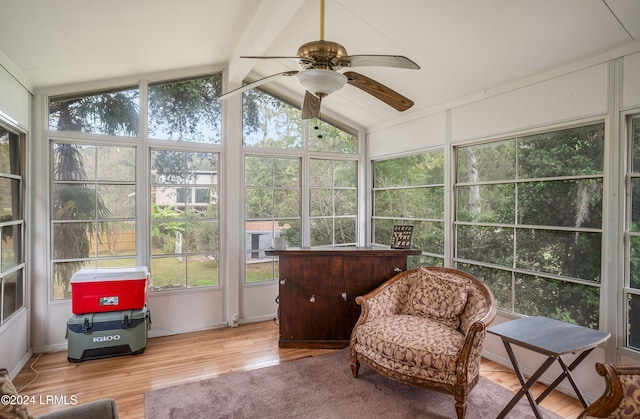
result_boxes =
[32,343,68,354]
[10,350,33,379]
[147,322,227,338]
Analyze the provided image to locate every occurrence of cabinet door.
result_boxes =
[278,255,345,342]
[277,251,412,347]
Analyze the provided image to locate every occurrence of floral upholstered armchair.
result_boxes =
[579,363,640,418]
[350,266,496,419]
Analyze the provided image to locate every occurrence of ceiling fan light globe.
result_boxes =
[296,69,347,97]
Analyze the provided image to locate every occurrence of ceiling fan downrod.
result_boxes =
[319,0,325,40]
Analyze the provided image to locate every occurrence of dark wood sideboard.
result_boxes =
[265,247,421,349]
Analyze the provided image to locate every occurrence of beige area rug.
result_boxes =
[145,349,562,419]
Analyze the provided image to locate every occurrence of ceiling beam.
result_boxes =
[227,0,307,88]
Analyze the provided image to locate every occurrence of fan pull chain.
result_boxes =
[314,118,323,139]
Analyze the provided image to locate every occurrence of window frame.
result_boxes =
[46,73,226,299]
[624,112,640,352]
[452,121,605,328]
[49,138,139,300]
[241,87,362,284]
[0,126,26,325]
[371,148,445,267]
[149,147,221,290]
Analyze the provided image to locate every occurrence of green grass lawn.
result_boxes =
[150,257,219,289]
[54,256,280,299]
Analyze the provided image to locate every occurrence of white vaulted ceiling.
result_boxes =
[0,0,639,130]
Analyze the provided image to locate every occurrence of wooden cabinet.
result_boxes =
[265,247,421,348]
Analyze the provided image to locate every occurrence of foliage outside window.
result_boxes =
[148,75,222,143]
[308,119,358,153]
[150,150,219,289]
[244,156,301,283]
[455,123,604,328]
[372,150,445,267]
[626,116,640,351]
[243,89,302,148]
[49,87,139,136]
[49,86,141,299]
[308,120,358,247]
[0,128,25,323]
[51,143,137,299]
[310,159,357,246]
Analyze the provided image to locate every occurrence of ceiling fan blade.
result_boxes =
[240,55,315,66]
[335,55,420,70]
[302,91,321,120]
[218,71,298,100]
[344,71,414,112]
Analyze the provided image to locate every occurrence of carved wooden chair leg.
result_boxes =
[351,360,360,378]
[454,396,467,419]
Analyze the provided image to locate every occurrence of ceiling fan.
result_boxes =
[218,0,420,120]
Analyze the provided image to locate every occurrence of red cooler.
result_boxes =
[71,266,149,314]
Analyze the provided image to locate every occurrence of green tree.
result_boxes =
[50,88,139,296]
[49,88,139,135]
[243,89,302,148]
[52,145,112,296]
[455,124,605,328]
[148,76,222,142]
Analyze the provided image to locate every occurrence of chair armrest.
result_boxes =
[456,321,490,385]
[37,398,118,419]
[354,269,417,323]
[456,272,496,336]
[351,270,415,347]
[579,363,640,418]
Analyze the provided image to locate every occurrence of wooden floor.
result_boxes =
[12,320,584,418]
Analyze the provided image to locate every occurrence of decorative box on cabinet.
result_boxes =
[265,247,421,348]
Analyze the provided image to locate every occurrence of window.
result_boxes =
[49,87,139,136]
[308,119,358,247]
[308,119,358,154]
[244,156,301,283]
[50,143,137,299]
[48,74,223,298]
[49,85,142,300]
[243,88,302,149]
[372,150,445,266]
[0,127,25,323]
[148,75,222,143]
[310,159,357,246]
[150,150,219,290]
[455,123,604,328]
[242,88,360,283]
[626,115,640,350]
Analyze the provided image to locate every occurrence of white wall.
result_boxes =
[450,64,608,142]
[147,290,225,337]
[0,312,29,377]
[365,46,640,403]
[0,53,30,131]
[368,112,447,158]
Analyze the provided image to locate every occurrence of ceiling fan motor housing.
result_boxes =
[297,40,348,70]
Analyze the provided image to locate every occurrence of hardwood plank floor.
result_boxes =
[12,320,584,418]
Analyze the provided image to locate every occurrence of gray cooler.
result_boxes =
[67,306,150,362]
